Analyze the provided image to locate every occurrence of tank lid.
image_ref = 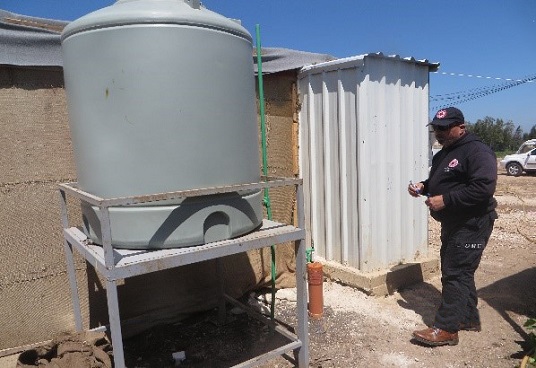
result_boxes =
[61,0,251,41]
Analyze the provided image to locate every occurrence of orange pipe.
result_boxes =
[307,262,323,319]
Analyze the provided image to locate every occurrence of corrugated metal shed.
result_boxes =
[298,53,439,273]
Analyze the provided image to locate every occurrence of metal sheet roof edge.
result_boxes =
[298,52,440,78]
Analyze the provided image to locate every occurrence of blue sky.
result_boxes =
[3,0,535,132]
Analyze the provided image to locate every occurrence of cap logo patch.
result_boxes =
[448,159,459,168]
[436,109,447,119]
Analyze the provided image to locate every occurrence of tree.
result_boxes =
[523,125,536,141]
[513,126,524,149]
[466,117,527,152]
[501,121,515,151]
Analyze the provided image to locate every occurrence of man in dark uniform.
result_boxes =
[408,106,498,346]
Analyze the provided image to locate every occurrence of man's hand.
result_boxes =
[408,182,424,197]
[425,195,445,211]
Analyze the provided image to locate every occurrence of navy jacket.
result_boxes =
[422,132,498,224]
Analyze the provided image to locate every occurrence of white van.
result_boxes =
[500,139,536,176]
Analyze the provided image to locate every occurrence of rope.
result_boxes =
[429,72,536,111]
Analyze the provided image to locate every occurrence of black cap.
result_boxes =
[428,107,465,127]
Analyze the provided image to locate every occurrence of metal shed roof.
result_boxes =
[300,52,439,75]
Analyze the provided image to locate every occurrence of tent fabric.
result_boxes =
[0,9,335,72]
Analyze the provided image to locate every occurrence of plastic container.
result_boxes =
[61,0,262,249]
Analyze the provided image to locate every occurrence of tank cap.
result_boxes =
[184,0,201,9]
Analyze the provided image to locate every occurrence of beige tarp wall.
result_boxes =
[0,66,299,351]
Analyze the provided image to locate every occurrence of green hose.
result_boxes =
[255,24,276,320]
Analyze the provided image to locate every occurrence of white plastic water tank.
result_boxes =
[61,0,263,249]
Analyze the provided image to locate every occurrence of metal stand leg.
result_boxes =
[99,205,127,367]
[106,279,126,368]
[63,242,84,331]
[295,238,309,367]
[295,184,309,367]
[59,190,83,331]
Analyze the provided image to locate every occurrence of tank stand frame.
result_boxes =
[58,176,309,368]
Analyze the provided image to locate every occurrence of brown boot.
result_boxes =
[412,327,459,346]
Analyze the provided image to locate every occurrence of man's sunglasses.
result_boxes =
[432,123,461,132]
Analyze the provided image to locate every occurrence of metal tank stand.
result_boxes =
[58,177,309,368]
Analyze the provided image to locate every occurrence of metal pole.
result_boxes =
[59,189,83,331]
[295,182,309,367]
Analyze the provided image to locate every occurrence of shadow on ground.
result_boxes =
[479,267,536,357]
[395,267,536,357]
[396,282,441,327]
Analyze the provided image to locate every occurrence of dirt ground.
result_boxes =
[2,171,535,368]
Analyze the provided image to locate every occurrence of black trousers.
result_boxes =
[434,212,497,332]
